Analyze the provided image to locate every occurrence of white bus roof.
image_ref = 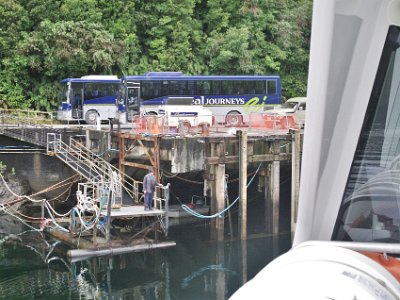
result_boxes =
[80,75,119,80]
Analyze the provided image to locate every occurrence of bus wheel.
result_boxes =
[226,112,242,127]
[85,110,98,125]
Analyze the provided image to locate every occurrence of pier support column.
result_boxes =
[118,134,125,176]
[215,164,226,241]
[216,241,226,300]
[210,143,226,241]
[210,163,225,241]
[291,130,301,234]
[265,142,280,234]
[241,240,248,285]
[238,130,247,240]
[85,129,91,149]
[264,164,272,232]
[272,142,280,235]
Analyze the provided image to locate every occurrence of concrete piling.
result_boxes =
[238,130,248,240]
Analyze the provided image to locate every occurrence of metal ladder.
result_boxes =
[46,133,141,205]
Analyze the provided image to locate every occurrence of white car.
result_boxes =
[266,97,307,127]
[141,97,213,131]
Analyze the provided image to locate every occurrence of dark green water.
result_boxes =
[0,215,291,300]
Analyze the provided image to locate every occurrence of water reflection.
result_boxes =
[0,215,291,299]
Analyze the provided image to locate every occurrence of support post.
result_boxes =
[264,164,272,232]
[85,129,90,149]
[216,241,226,300]
[69,210,75,239]
[209,142,226,240]
[272,142,280,235]
[238,130,247,240]
[106,190,112,244]
[165,183,170,237]
[108,118,113,151]
[214,164,225,241]
[41,199,45,220]
[291,130,301,234]
[241,239,248,285]
[118,134,125,176]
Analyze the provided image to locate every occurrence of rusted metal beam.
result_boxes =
[121,160,153,170]
[137,139,156,166]
[205,153,290,164]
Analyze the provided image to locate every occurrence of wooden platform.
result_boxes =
[100,205,165,218]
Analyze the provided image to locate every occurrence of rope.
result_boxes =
[0,172,44,203]
[0,204,40,232]
[0,170,109,233]
[168,174,204,185]
[168,188,183,205]
[162,169,258,184]
[181,163,263,219]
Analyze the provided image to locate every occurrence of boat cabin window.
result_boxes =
[334,26,400,243]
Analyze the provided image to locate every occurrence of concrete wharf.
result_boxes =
[0,109,302,255]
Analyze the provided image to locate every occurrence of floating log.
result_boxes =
[68,241,176,262]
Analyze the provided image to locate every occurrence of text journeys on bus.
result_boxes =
[193,96,268,113]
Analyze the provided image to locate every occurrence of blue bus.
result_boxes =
[116,72,281,126]
[57,75,120,124]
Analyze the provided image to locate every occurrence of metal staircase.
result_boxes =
[47,133,141,205]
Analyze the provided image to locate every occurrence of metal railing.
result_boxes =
[0,109,57,126]
[47,133,143,205]
[130,112,301,136]
[0,109,63,147]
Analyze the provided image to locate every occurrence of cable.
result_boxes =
[0,204,40,232]
[181,163,263,219]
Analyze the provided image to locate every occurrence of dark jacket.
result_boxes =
[143,173,157,193]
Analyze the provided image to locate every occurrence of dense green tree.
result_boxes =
[0,0,29,59]
[273,0,312,99]
[133,0,203,74]
[1,20,124,110]
[0,0,312,110]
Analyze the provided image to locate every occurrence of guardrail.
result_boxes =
[0,109,57,126]
[130,112,301,135]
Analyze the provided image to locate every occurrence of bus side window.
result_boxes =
[187,81,195,95]
[179,81,187,95]
[169,81,179,95]
[243,81,255,94]
[267,80,277,95]
[221,81,234,95]
[197,81,210,95]
[211,81,221,94]
[152,81,161,98]
[162,81,169,97]
[231,81,241,95]
[144,82,149,99]
[255,80,266,94]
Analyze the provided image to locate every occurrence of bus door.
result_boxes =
[70,83,84,119]
[126,82,140,121]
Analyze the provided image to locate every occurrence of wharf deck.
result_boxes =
[0,110,302,244]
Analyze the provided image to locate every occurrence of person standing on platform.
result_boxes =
[143,168,157,211]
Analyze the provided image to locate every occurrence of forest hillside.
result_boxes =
[0,0,312,110]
